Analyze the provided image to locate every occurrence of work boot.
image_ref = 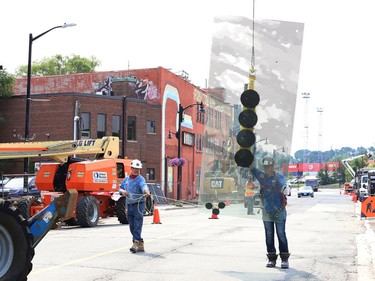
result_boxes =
[266,252,278,268]
[280,252,290,269]
[138,240,145,252]
[130,240,140,253]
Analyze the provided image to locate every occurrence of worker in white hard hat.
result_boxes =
[251,156,290,269]
[119,159,150,253]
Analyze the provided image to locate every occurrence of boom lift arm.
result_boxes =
[341,151,373,179]
[0,136,120,162]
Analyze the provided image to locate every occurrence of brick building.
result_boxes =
[0,67,216,200]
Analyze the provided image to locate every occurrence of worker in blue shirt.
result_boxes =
[251,156,290,269]
[119,159,150,253]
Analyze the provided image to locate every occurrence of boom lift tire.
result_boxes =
[17,197,39,220]
[0,200,34,281]
[116,197,128,224]
[76,196,99,227]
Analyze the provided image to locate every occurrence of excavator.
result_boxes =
[0,136,140,280]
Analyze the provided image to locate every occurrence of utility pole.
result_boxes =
[317,107,323,163]
[302,92,310,163]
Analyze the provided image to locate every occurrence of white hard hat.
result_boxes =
[262,156,275,166]
[130,159,142,169]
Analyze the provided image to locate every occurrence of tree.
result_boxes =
[0,68,15,128]
[0,68,15,98]
[318,164,330,185]
[15,54,101,77]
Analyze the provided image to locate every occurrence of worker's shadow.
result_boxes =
[136,252,166,259]
[55,222,128,230]
[221,268,321,281]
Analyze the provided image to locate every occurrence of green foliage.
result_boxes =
[317,162,340,185]
[318,165,331,185]
[294,146,375,164]
[15,54,101,77]
[0,69,15,98]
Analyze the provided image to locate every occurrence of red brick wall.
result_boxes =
[2,67,211,199]
[0,94,162,183]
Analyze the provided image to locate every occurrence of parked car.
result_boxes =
[0,176,40,199]
[0,177,12,198]
[289,178,305,187]
[0,176,11,187]
[297,185,314,198]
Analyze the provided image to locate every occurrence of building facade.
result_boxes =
[0,67,213,200]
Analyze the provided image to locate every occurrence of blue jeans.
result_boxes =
[263,219,289,253]
[127,203,145,241]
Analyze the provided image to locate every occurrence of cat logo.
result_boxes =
[210,179,224,189]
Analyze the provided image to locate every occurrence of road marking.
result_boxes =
[29,223,208,276]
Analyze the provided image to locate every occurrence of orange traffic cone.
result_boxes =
[225,197,230,206]
[152,203,162,224]
[209,212,219,219]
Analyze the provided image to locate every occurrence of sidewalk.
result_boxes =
[354,197,375,281]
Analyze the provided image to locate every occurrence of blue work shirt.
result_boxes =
[119,175,149,205]
[251,167,287,222]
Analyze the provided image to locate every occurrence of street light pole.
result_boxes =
[24,23,76,185]
[177,104,183,201]
[176,101,205,201]
[272,147,285,160]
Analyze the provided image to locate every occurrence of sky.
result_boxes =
[1,0,374,155]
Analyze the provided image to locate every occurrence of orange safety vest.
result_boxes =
[245,186,255,197]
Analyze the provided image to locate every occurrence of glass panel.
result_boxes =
[97,114,106,138]
[127,116,136,141]
[199,17,303,221]
[112,115,120,137]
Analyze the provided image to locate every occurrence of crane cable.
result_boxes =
[249,0,256,90]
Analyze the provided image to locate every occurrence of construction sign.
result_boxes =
[361,196,375,218]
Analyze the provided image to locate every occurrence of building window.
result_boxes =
[97,114,106,138]
[146,168,155,181]
[81,112,90,139]
[195,133,203,153]
[147,120,156,134]
[183,132,194,146]
[196,109,205,124]
[127,116,136,141]
[112,115,120,137]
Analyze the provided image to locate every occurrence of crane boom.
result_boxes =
[341,159,356,178]
[341,151,373,179]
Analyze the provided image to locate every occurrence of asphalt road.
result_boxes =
[27,188,374,281]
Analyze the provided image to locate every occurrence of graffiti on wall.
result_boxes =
[92,75,160,103]
[134,79,159,102]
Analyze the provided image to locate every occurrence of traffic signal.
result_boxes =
[235,89,260,167]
